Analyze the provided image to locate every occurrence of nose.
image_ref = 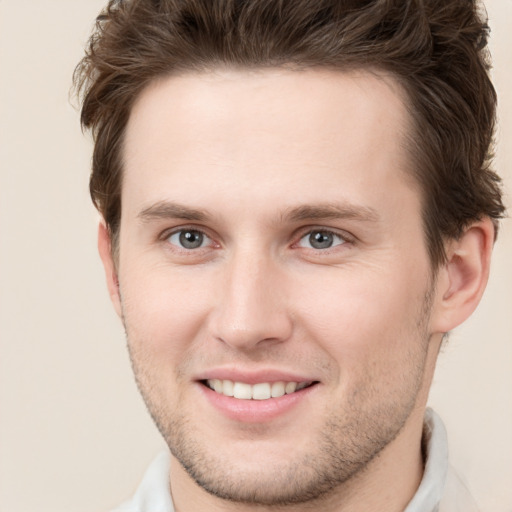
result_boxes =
[209,249,293,351]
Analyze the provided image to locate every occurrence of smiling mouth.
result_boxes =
[203,379,317,400]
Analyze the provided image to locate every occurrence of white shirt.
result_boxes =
[111,408,479,512]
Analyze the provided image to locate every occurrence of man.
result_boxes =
[74,0,505,510]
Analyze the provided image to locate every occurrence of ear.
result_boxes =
[97,221,123,318]
[431,217,495,333]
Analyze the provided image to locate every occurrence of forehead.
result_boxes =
[122,68,417,223]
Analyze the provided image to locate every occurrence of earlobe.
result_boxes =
[431,218,495,333]
[97,221,123,318]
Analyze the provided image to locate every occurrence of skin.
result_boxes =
[99,69,494,512]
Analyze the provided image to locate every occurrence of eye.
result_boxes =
[167,229,211,250]
[297,230,347,250]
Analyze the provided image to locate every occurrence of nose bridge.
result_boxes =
[211,245,292,349]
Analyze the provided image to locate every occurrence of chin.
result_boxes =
[158,404,412,507]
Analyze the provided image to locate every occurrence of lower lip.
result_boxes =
[198,382,318,423]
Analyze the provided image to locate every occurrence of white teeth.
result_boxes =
[271,381,285,398]
[206,379,312,400]
[285,382,297,394]
[252,383,271,400]
[222,379,234,397]
[233,382,252,400]
[212,379,223,393]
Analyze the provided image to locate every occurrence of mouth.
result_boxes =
[202,379,317,400]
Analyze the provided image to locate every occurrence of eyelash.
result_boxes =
[294,227,354,252]
[161,226,215,251]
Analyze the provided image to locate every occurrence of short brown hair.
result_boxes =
[74,0,505,267]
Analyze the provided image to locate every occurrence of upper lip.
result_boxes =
[195,368,319,385]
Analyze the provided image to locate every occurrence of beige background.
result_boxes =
[0,1,510,511]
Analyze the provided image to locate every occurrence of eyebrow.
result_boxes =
[284,203,380,223]
[137,200,380,224]
[137,201,208,222]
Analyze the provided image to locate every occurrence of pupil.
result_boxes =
[310,231,333,249]
[180,230,203,249]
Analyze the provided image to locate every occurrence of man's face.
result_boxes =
[112,69,444,505]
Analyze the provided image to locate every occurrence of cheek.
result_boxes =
[119,262,215,360]
[293,266,429,366]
